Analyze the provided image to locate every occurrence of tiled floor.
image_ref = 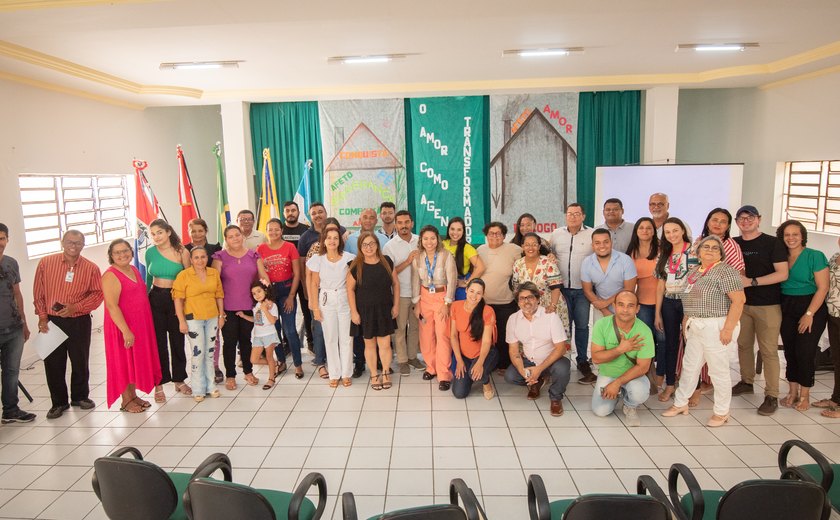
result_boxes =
[1,333,839,519]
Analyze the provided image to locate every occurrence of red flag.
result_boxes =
[133,160,159,227]
[177,145,200,239]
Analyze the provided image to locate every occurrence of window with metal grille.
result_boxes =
[781,160,840,234]
[18,174,132,258]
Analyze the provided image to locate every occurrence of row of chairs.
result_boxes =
[92,439,840,519]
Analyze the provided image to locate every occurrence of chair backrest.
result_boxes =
[718,479,828,520]
[185,478,276,520]
[92,456,178,520]
[379,504,467,520]
[563,494,671,520]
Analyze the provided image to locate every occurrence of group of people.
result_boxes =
[1,191,839,427]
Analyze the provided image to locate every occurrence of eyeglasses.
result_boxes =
[699,245,721,251]
[361,242,377,249]
[63,240,84,247]
[736,215,757,222]
[566,212,583,217]
[486,231,503,237]
[649,202,666,208]
[112,249,132,256]
[518,295,537,302]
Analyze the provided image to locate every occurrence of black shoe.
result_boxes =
[422,371,435,381]
[352,364,365,379]
[439,381,451,391]
[70,398,96,410]
[732,381,754,396]
[46,404,70,419]
[214,369,224,384]
[1,409,36,424]
[757,396,778,416]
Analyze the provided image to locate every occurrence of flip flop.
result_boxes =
[154,388,166,403]
[225,378,237,391]
[120,400,145,413]
[133,398,151,409]
[812,399,836,409]
[821,406,840,418]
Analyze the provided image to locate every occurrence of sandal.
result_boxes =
[318,365,329,379]
[175,382,193,396]
[262,378,276,391]
[370,374,383,391]
[342,378,352,387]
[133,398,151,409]
[120,400,145,413]
[225,377,237,391]
[821,405,840,418]
[295,367,304,380]
[245,373,259,386]
[329,379,339,389]
[658,386,675,403]
[813,399,837,409]
[780,395,798,408]
[275,362,288,377]
[382,370,393,390]
[795,399,811,412]
[154,387,166,403]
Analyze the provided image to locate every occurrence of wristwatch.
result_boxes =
[806,310,814,317]
[751,278,758,287]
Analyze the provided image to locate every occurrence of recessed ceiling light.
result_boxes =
[503,47,584,58]
[676,43,759,53]
[159,60,242,70]
[327,54,407,64]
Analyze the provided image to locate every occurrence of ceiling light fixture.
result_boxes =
[159,60,242,70]
[503,47,584,58]
[328,54,406,64]
[676,43,759,53]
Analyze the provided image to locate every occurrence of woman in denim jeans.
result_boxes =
[257,218,304,379]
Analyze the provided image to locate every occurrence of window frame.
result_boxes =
[781,160,840,234]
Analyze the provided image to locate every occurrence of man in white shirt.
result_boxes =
[237,209,267,250]
[383,210,425,376]
[597,198,633,253]
[549,203,596,383]
[504,282,571,416]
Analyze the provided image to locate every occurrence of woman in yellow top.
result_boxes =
[172,247,225,402]
[442,217,485,301]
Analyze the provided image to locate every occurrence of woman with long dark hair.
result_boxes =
[653,218,697,402]
[450,278,497,399]
[145,219,190,402]
[511,213,551,256]
[442,217,485,301]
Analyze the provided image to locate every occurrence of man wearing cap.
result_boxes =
[732,205,788,415]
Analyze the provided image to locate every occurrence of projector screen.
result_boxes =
[594,164,744,241]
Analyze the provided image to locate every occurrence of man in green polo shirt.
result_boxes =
[590,290,654,426]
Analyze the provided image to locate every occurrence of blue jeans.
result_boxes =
[591,373,650,416]
[186,319,217,396]
[272,281,303,367]
[561,288,591,366]
[636,303,665,372]
[504,357,571,401]
[312,320,326,366]
[0,327,25,415]
[452,349,498,399]
[660,297,684,386]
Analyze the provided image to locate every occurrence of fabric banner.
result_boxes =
[406,96,488,244]
[318,99,406,229]
[489,94,578,234]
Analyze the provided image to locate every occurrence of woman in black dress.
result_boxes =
[347,231,400,390]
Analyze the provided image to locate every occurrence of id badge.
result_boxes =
[428,285,436,294]
[666,272,676,285]
[65,271,75,283]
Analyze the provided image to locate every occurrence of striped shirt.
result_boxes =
[694,237,744,272]
[33,253,103,319]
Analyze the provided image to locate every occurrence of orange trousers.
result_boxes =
[418,288,452,382]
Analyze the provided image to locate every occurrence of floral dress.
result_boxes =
[511,255,571,338]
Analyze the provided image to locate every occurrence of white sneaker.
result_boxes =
[623,405,640,427]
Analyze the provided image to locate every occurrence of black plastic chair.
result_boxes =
[91,446,229,520]
[342,478,484,520]
[184,460,327,520]
[778,439,838,511]
[668,462,829,520]
[527,473,672,519]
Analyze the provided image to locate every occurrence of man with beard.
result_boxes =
[376,201,397,242]
[581,229,638,319]
[281,201,312,350]
[649,192,692,240]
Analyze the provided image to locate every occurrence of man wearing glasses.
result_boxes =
[504,282,571,416]
[33,230,103,419]
[0,224,36,423]
[649,192,693,240]
[237,210,267,250]
[549,203,595,383]
[732,205,788,416]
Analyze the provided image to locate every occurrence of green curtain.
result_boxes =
[577,91,641,227]
[250,102,324,206]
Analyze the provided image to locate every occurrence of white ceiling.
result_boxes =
[1,0,840,107]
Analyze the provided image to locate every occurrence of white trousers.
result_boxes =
[674,316,740,416]
[320,288,353,379]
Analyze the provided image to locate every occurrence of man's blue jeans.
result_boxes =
[561,288,591,367]
[0,327,25,415]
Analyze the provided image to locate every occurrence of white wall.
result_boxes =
[676,71,840,256]
[0,79,222,361]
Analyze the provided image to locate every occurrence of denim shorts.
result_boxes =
[252,333,280,347]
